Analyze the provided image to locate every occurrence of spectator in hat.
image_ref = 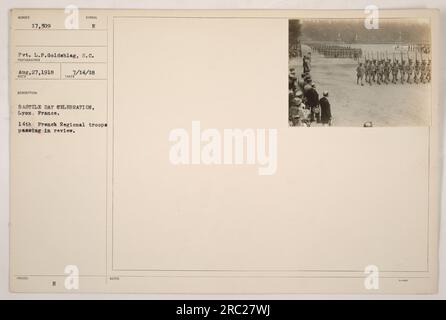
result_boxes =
[295,90,303,99]
[319,91,332,126]
[289,98,307,126]
[289,69,297,91]
[297,73,307,92]
[305,83,320,122]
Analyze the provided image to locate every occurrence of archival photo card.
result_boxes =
[9,9,440,294]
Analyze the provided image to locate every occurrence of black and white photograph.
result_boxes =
[289,18,432,127]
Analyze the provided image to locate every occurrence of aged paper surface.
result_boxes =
[9,9,440,293]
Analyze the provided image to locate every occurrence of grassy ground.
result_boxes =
[290,45,431,127]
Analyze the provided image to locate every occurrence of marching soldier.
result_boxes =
[365,60,372,85]
[399,60,406,84]
[406,59,413,84]
[371,60,378,82]
[414,60,420,84]
[420,60,427,83]
[426,60,431,83]
[384,60,391,84]
[391,60,399,84]
[356,62,365,86]
[377,60,384,85]
[354,50,431,86]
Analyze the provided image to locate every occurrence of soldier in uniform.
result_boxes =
[420,60,427,83]
[376,60,384,85]
[426,60,431,83]
[414,60,420,84]
[406,59,413,84]
[365,60,372,85]
[303,54,311,73]
[356,62,365,86]
[399,60,406,84]
[371,60,377,83]
[384,60,391,84]
[391,60,399,84]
